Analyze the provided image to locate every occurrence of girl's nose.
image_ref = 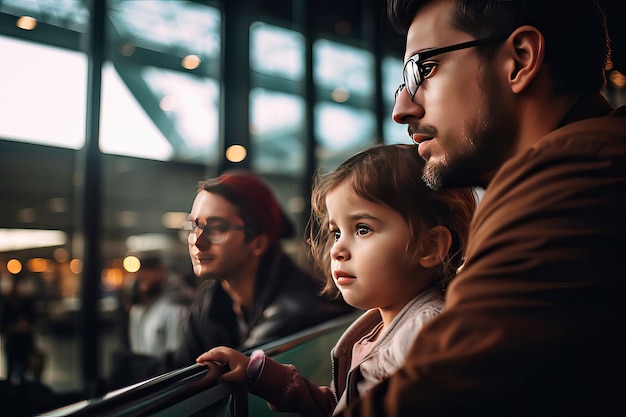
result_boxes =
[330,241,350,261]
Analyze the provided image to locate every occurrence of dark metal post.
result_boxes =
[218,0,253,174]
[294,0,317,220]
[76,0,105,397]
[363,0,385,144]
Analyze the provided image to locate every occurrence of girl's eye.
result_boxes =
[356,225,372,236]
[331,229,341,242]
[420,62,438,79]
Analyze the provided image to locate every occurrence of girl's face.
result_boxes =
[326,182,431,322]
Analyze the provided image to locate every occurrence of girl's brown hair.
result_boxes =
[308,144,476,296]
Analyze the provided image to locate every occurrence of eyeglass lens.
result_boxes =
[394,62,420,101]
[404,60,420,97]
[187,226,227,244]
[185,220,244,245]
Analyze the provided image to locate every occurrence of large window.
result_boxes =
[104,0,221,163]
[0,0,222,396]
[382,56,411,145]
[0,36,87,149]
[313,38,377,172]
[250,22,306,177]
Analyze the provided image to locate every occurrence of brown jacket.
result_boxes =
[340,95,626,416]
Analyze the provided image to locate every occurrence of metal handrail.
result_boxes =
[38,311,359,417]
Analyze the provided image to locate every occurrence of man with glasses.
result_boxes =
[174,171,352,368]
[338,0,626,416]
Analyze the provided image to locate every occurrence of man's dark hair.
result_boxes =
[387,0,611,95]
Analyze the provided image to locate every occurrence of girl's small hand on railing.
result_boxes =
[198,359,229,384]
[196,347,250,383]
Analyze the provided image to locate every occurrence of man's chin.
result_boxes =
[423,157,490,190]
[422,160,447,190]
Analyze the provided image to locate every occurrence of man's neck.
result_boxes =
[513,92,581,156]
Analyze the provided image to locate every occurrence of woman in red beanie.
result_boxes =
[173,171,352,368]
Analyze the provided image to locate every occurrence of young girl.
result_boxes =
[197,144,476,416]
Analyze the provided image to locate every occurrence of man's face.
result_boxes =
[187,190,258,280]
[392,0,516,189]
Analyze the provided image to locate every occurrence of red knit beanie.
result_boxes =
[217,172,292,243]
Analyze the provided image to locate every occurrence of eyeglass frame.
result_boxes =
[183,218,246,245]
[395,36,508,101]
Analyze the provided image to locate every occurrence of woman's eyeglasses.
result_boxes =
[183,219,246,244]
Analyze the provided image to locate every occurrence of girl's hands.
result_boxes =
[196,346,250,383]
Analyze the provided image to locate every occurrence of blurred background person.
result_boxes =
[128,253,192,359]
[0,273,38,386]
[109,252,194,389]
[0,274,81,417]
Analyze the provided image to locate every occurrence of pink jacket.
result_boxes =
[248,287,444,417]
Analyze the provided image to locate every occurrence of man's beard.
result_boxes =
[421,152,448,191]
[421,130,483,190]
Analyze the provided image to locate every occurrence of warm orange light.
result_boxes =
[7,259,22,274]
[27,257,49,273]
[70,259,83,274]
[225,145,247,163]
[181,54,201,70]
[16,16,37,31]
[102,268,124,290]
[123,255,141,273]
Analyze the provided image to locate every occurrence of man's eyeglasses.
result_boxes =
[183,219,246,245]
[395,36,506,101]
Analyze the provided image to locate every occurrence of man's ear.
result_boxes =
[505,25,544,94]
[417,226,452,268]
[249,234,270,257]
